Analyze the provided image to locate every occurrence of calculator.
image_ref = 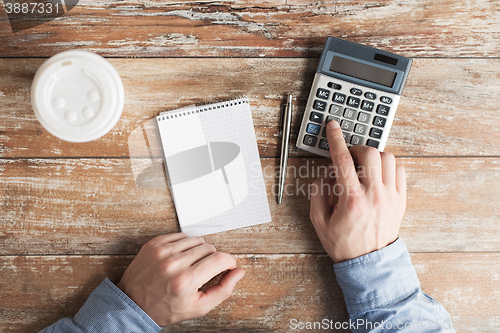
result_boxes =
[297,37,412,156]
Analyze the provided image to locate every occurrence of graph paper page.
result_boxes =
[156,98,271,236]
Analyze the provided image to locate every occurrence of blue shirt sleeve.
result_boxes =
[334,238,455,332]
[38,278,162,333]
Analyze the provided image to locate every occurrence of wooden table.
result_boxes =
[1,1,500,332]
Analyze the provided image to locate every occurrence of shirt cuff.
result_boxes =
[73,278,162,333]
[333,238,421,315]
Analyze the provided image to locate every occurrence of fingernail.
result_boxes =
[327,120,339,129]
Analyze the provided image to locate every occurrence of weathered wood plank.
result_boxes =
[414,253,500,333]
[0,253,498,333]
[1,58,500,158]
[1,0,499,58]
[2,157,500,255]
[0,255,347,333]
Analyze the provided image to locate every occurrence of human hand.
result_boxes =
[309,120,406,263]
[116,233,245,326]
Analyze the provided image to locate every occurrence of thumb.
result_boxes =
[197,268,245,310]
[310,166,337,226]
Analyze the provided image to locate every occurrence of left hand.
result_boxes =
[116,233,245,326]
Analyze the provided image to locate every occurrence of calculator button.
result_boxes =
[309,112,324,124]
[319,139,330,151]
[361,100,375,112]
[306,123,321,135]
[373,116,386,128]
[350,135,364,146]
[380,96,393,104]
[343,108,357,120]
[326,116,340,126]
[369,127,383,139]
[322,127,327,138]
[364,92,377,100]
[303,135,318,147]
[316,88,330,100]
[347,96,361,108]
[340,119,354,132]
[342,132,351,144]
[366,139,380,149]
[350,88,363,96]
[329,104,343,116]
[357,112,371,124]
[327,82,342,90]
[353,123,368,135]
[376,104,390,116]
[333,93,346,104]
[313,100,327,112]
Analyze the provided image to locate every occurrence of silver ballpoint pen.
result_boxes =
[278,94,293,205]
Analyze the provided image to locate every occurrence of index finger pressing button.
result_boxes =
[325,121,360,188]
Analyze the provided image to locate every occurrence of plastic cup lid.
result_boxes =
[31,50,124,142]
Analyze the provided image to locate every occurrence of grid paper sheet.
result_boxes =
[156,97,271,236]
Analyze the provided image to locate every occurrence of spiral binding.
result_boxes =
[157,96,248,121]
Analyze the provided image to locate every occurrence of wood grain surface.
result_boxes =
[1,253,499,333]
[2,157,500,255]
[1,0,499,58]
[1,58,500,158]
[1,0,499,332]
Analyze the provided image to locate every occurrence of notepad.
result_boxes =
[156,97,271,236]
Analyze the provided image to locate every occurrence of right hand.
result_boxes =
[309,120,407,263]
[116,233,245,326]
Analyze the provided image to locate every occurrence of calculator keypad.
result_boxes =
[313,100,327,112]
[364,92,377,100]
[318,139,330,151]
[376,104,390,116]
[347,97,360,108]
[340,119,354,132]
[343,108,357,120]
[361,100,375,112]
[357,112,371,124]
[310,112,324,124]
[303,135,318,147]
[329,104,343,116]
[369,128,383,139]
[316,88,330,100]
[298,74,400,156]
[306,123,321,135]
[373,116,386,128]
[327,82,342,90]
[333,93,346,104]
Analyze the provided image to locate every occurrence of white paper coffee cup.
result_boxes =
[31,50,124,142]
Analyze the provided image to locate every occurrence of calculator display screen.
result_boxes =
[329,56,397,88]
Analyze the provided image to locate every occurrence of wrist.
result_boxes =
[331,236,399,263]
